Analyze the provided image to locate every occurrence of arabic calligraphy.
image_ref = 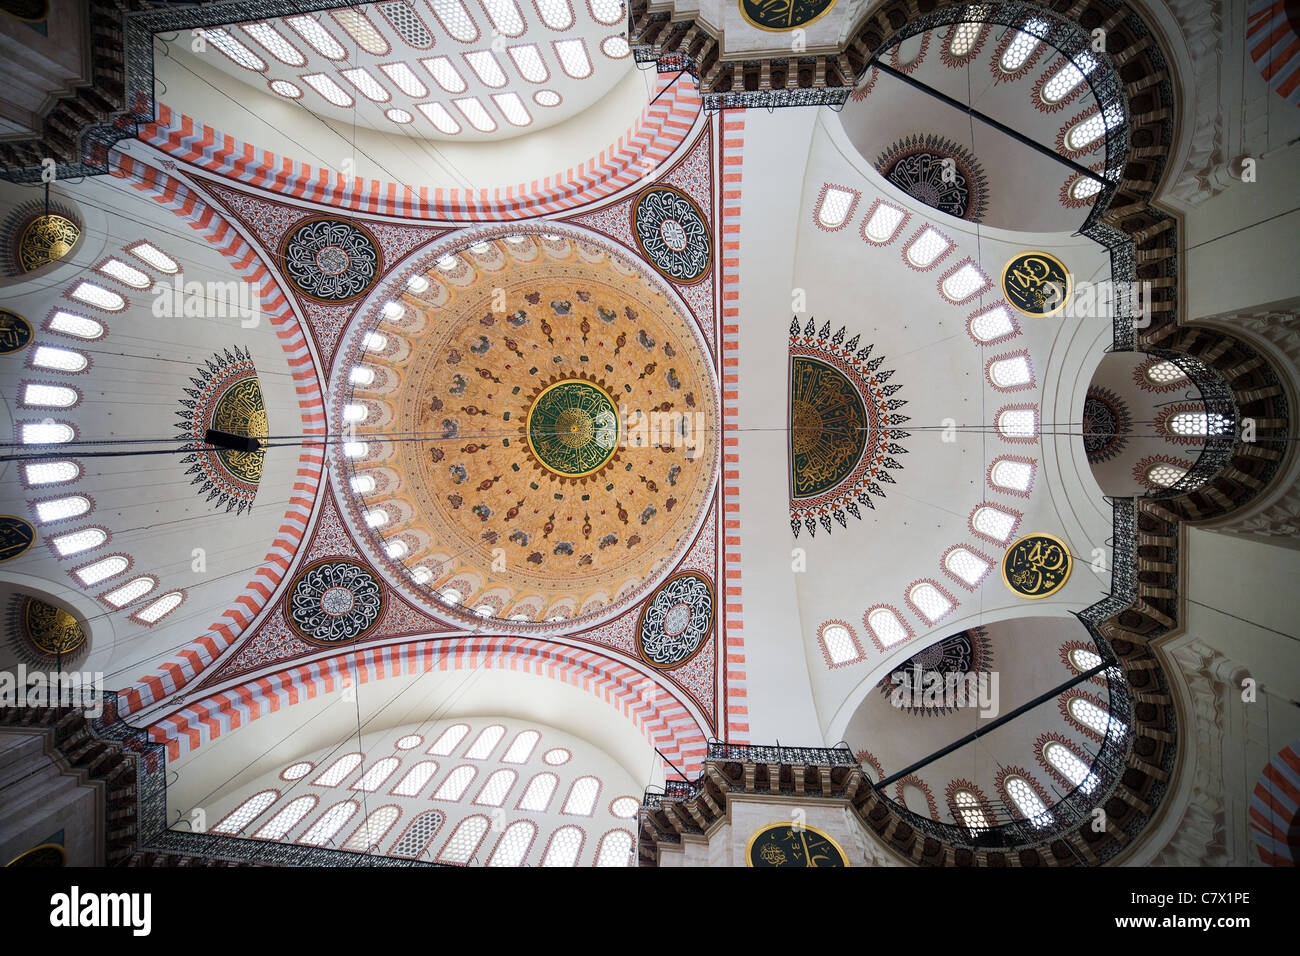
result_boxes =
[1002,251,1070,316]
[739,0,838,32]
[746,822,849,867]
[1002,533,1072,598]
[0,516,35,562]
[0,310,32,354]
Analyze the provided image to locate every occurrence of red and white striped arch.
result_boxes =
[109,151,326,716]
[139,72,701,220]
[148,637,710,773]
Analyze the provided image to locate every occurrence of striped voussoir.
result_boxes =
[109,151,327,716]
[146,638,709,771]
[1249,740,1300,866]
[139,74,703,220]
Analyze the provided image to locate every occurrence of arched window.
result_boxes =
[943,547,991,588]
[465,724,506,759]
[103,576,155,608]
[952,789,989,833]
[947,19,983,57]
[333,9,389,54]
[299,800,359,846]
[904,226,953,269]
[865,606,911,648]
[437,815,490,864]
[75,555,127,585]
[350,474,375,494]
[562,776,601,815]
[473,768,518,806]
[1167,410,1230,437]
[349,365,375,386]
[1146,462,1188,488]
[133,590,183,629]
[554,39,593,79]
[988,457,1035,494]
[127,241,179,274]
[439,587,463,604]
[940,261,990,303]
[343,441,368,459]
[987,352,1034,390]
[351,757,400,792]
[1043,742,1098,794]
[343,403,368,423]
[818,622,863,666]
[313,753,363,787]
[517,772,559,811]
[390,810,445,858]
[433,765,477,801]
[861,200,907,245]
[22,422,74,444]
[32,346,88,373]
[1143,360,1186,386]
[1065,112,1107,151]
[1068,176,1104,201]
[487,820,537,866]
[96,258,151,288]
[203,27,267,70]
[281,762,313,781]
[970,505,1019,543]
[996,406,1037,440]
[1000,18,1049,71]
[588,0,622,25]
[364,509,389,528]
[392,761,439,797]
[254,796,317,839]
[1068,695,1125,739]
[411,566,433,584]
[286,15,346,59]
[34,495,90,523]
[384,539,408,559]
[967,304,1017,344]
[24,461,80,485]
[541,825,584,866]
[1041,51,1096,104]
[69,281,125,311]
[51,527,106,556]
[610,796,639,818]
[1003,776,1051,827]
[342,805,401,852]
[543,748,571,766]
[814,185,859,231]
[500,730,540,764]
[212,790,278,834]
[1068,647,1103,673]
[595,829,634,867]
[395,734,423,750]
[22,384,79,408]
[906,580,955,625]
[48,310,103,339]
[427,723,470,756]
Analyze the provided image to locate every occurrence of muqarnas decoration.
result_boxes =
[176,346,268,515]
[788,318,909,537]
[876,134,989,223]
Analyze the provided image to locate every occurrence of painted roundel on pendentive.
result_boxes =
[1001,533,1073,599]
[631,185,712,284]
[0,516,36,562]
[0,309,32,353]
[284,558,386,645]
[280,217,382,302]
[637,571,715,669]
[739,0,838,32]
[1002,251,1071,316]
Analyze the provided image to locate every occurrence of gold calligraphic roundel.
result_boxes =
[1002,251,1071,317]
[0,516,35,562]
[0,309,32,354]
[22,597,87,656]
[739,0,839,32]
[18,214,79,272]
[524,377,620,479]
[5,843,66,867]
[1002,532,1073,599]
[746,822,849,867]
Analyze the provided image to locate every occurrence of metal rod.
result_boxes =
[868,58,1111,186]
[875,659,1114,789]
[655,747,692,784]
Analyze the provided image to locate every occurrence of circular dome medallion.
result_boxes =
[638,572,714,669]
[632,186,711,284]
[285,559,385,645]
[281,218,381,302]
[0,310,32,354]
[18,214,79,272]
[21,597,86,657]
[341,236,719,629]
[524,377,620,479]
[1001,533,1073,599]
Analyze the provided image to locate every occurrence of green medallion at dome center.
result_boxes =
[526,379,620,478]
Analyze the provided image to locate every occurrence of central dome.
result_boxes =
[337,232,718,627]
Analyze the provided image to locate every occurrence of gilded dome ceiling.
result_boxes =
[336,231,718,627]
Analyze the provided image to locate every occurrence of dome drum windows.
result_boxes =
[994,17,1051,79]
[987,456,1036,497]
[1039,738,1100,795]
[986,351,1035,391]
[940,545,993,590]
[939,260,992,304]
[314,752,363,787]
[995,404,1039,442]
[299,801,359,846]
[1000,773,1053,828]
[390,810,445,859]
[212,790,279,835]
[432,765,478,801]
[541,825,584,866]
[902,225,955,270]
[905,579,956,626]
[437,815,490,864]
[254,796,317,840]
[969,504,1021,545]
[812,184,860,232]
[966,304,1019,345]
[561,775,601,815]
[487,820,538,866]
